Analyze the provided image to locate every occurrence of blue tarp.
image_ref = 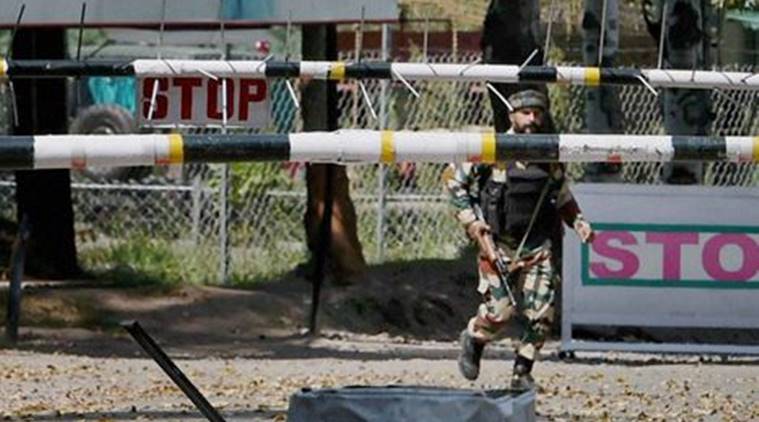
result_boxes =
[87,77,136,113]
[223,0,275,20]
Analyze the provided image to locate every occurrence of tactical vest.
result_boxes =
[479,163,562,249]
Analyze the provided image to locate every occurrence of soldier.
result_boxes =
[443,89,594,390]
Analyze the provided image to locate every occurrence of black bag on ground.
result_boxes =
[287,385,535,422]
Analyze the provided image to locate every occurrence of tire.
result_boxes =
[69,104,151,181]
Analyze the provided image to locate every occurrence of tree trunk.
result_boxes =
[582,0,624,182]
[659,0,713,184]
[481,0,542,132]
[302,24,366,284]
[12,29,80,279]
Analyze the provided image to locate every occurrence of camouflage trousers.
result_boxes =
[465,245,557,361]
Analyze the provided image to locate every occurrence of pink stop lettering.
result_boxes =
[702,234,759,281]
[645,232,699,280]
[589,231,639,278]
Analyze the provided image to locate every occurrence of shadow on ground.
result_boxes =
[0,252,489,360]
[3,250,759,366]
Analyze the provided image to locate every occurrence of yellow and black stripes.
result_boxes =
[583,67,601,86]
[344,62,393,80]
[521,67,643,86]
[3,58,134,77]
[597,68,643,85]
[0,132,754,171]
[480,133,496,163]
[3,59,757,92]
[263,61,393,80]
[380,130,395,164]
[513,66,557,83]
[495,134,560,161]
[166,134,184,164]
[0,136,34,169]
[182,134,290,162]
[671,136,727,161]
[259,61,300,78]
[327,62,346,80]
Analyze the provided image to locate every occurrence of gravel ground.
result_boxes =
[2,277,758,421]
[2,334,758,421]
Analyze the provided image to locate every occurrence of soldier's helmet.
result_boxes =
[507,89,548,112]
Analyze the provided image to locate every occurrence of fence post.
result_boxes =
[376,23,391,263]
[218,165,229,284]
[218,34,231,285]
[191,174,202,245]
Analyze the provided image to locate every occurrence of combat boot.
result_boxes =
[457,330,484,381]
[510,355,535,390]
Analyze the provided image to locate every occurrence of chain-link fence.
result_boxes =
[0,51,757,284]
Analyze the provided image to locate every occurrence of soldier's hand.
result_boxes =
[466,220,495,259]
[466,220,490,241]
[573,215,594,243]
[509,249,551,272]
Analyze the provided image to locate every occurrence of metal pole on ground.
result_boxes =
[121,321,226,422]
[304,23,340,335]
[308,166,334,335]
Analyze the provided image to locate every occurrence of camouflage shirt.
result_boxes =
[442,138,575,250]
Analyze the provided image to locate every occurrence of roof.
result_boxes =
[726,10,759,31]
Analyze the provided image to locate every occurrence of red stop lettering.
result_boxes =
[207,78,235,120]
[172,77,202,120]
[142,77,168,119]
[239,79,267,120]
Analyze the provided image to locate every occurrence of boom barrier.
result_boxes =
[0,131,756,170]
[1,59,758,91]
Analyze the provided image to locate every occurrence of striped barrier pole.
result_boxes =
[0,131,756,170]
[1,59,758,91]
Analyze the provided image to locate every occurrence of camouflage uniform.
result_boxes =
[444,145,575,362]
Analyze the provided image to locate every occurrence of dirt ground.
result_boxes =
[1,258,758,421]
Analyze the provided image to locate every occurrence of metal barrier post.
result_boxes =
[6,214,30,343]
[376,23,391,262]
[122,321,226,422]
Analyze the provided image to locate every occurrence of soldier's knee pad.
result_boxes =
[525,319,552,342]
[489,300,515,323]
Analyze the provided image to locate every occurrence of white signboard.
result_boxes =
[0,0,398,27]
[562,183,759,354]
[137,76,269,128]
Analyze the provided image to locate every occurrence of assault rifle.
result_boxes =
[472,203,518,305]
[470,179,552,306]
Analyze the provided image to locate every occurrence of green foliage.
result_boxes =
[229,162,295,207]
[227,246,307,285]
[80,236,218,285]
[66,29,109,49]
[204,162,297,213]
[225,162,303,248]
